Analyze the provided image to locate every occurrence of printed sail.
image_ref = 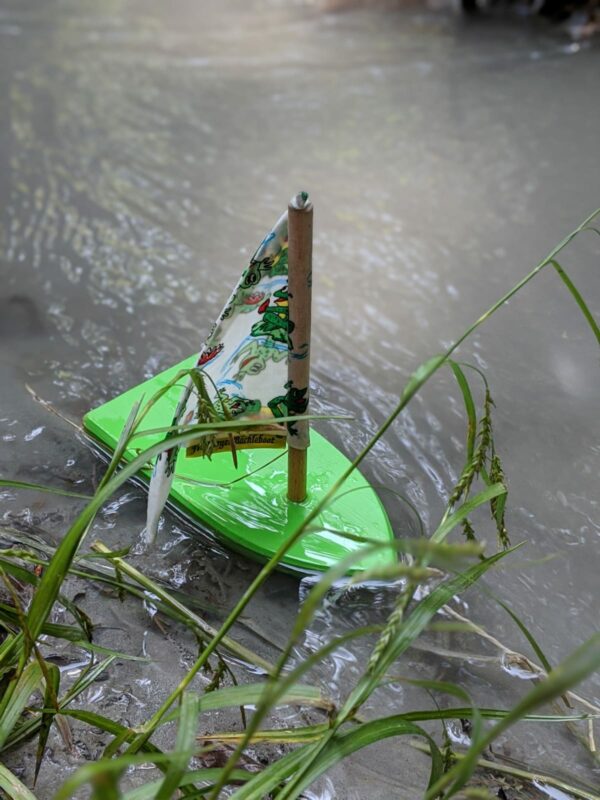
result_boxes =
[146,208,308,538]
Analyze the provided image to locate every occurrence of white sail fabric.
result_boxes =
[146,209,309,539]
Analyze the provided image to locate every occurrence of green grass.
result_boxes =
[0,209,599,798]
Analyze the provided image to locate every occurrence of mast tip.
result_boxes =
[290,191,312,211]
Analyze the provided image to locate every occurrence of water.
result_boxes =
[1,1,599,797]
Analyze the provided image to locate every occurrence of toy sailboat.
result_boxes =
[83,193,395,574]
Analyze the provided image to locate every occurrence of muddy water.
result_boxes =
[1,1,599,797]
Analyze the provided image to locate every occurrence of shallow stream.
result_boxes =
[1,1,599,797]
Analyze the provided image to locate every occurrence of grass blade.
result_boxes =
[0,662,43,750]
[0,480,90,500]
[0,602,83,642]
[201,704,599,745]
[155,693,199,800]
[550,259,600,347]
[159,682,333,724]
[448,360,477,462]
[0,763,38,800]
[34,661,60,784]
[496,598,553,676]
[73,642,149,662]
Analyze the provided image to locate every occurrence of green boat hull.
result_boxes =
[83,356,396,575]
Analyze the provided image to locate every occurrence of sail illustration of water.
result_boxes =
[83,194,395,574]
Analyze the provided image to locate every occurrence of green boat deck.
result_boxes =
[84,356,396,574]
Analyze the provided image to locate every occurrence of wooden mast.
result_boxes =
[286,191,313,502]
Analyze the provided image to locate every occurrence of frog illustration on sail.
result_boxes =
[251,287,294,347]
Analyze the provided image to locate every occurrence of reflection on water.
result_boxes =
[1,0,599,796]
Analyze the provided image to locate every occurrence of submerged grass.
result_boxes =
[0,209,599,798]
